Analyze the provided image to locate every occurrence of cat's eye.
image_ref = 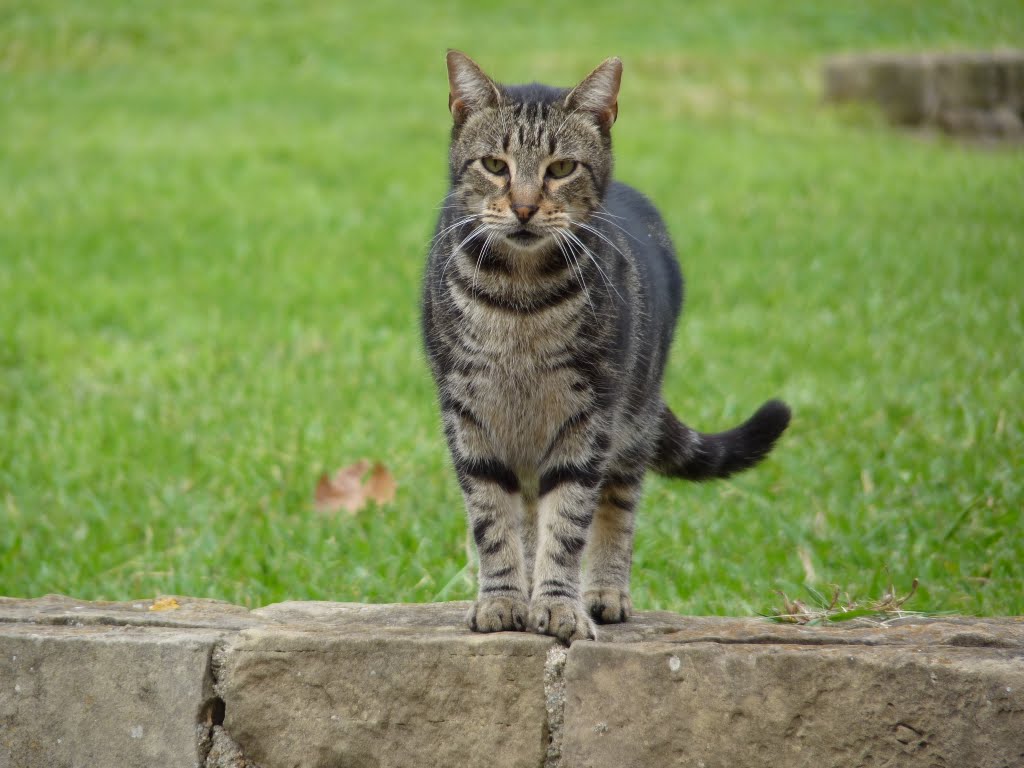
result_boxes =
[546,159,577,179]
[481,157,508,175]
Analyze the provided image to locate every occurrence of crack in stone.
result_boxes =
[543,645,568,768]
[205,725,260,768]
[203,639,262,768]
[196,695,226,765]
[195,641,223,767]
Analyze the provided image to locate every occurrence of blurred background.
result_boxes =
[1,0,1021,616]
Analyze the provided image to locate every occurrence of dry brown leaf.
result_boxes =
[149,596,180,612]
[314,459,369,513]
[314,459,396,514]
[365,462,397,506]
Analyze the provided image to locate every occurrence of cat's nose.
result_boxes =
[513,204,538,223]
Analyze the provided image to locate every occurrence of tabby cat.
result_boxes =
[422,51,791,643]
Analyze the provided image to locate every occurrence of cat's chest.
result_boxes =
[470,312,566,362]
[461,362,583,471]
[450,275,586,364]
[451,305,589,468]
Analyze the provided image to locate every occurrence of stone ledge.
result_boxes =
[823,50,1024,139]
[1,596,1022,767]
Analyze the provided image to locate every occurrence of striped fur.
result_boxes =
[422,51,791,643]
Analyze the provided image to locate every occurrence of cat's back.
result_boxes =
[604,180,683,324]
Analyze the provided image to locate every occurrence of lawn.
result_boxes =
[1,0,1021,617]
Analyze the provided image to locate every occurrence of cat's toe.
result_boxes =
[584,588,633,624]
[529,597,596,644]
[467,596,528,633]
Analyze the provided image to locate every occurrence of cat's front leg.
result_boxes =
[440,387,531,633]
[529,469,602,644]
[456,459,531,633]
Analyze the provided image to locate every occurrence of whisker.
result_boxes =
[441,223,487,280]
[434,195,456,211]
[453,223,487,255]
[554,231,595,317]
[575,221,630,262]
[587,212,646,246]
[595,202,628,220]
[432,214,482,247]
[572,224,636,303]
[563,228,623,304]
[473,231,498,290]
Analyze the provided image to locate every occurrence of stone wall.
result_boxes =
[823,50,1024,139]
[2,596,1023,767]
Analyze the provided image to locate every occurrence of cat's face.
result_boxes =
[446,52,621,254]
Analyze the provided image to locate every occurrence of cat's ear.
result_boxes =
[565,57,622,131]
[447,50,501,126]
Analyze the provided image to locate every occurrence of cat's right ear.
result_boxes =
[447,50,501,126]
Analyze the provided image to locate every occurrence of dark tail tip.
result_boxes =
[746,399,792,448]
[718,399,791,478]
[654,399,792,482]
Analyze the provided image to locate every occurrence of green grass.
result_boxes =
[1,0,1021,616]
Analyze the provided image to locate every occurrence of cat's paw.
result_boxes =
[467,596,528,633]
[584,588,633,624]
[528,597,596,644]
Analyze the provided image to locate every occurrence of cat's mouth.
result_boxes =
[506,229,543,245]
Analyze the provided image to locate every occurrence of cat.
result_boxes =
[421,51,791,643]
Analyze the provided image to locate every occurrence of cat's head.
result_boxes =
[445,51,621,253]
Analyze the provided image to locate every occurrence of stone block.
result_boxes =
[933,52,1013,111]
[864,53,936,125]
[561,617,1024,768]
[216,602,555,768]
[995,49,1024,110]
[0,623,224,768]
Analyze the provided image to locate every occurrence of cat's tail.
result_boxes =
[652,400,791,481]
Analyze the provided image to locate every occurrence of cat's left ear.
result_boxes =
[565,57,622,131]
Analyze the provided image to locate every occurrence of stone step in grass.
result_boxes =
[823,50,1024,140]
[1,596,1022,767]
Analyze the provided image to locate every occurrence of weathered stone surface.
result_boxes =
[3,598,1024,768]
[823,49,1024,139]
[822,55,874,103]
[0,623,224,768]
[0,594,262,631]
[251,599,472,630]
[933,52,1013,110]
[871,54,936,125]
[592,610,1024,647]
[204,726,256,768]
[824,53,937,124]
[1003,51,1024,110]
[217,601,554,768]
[562,617,1024,768]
